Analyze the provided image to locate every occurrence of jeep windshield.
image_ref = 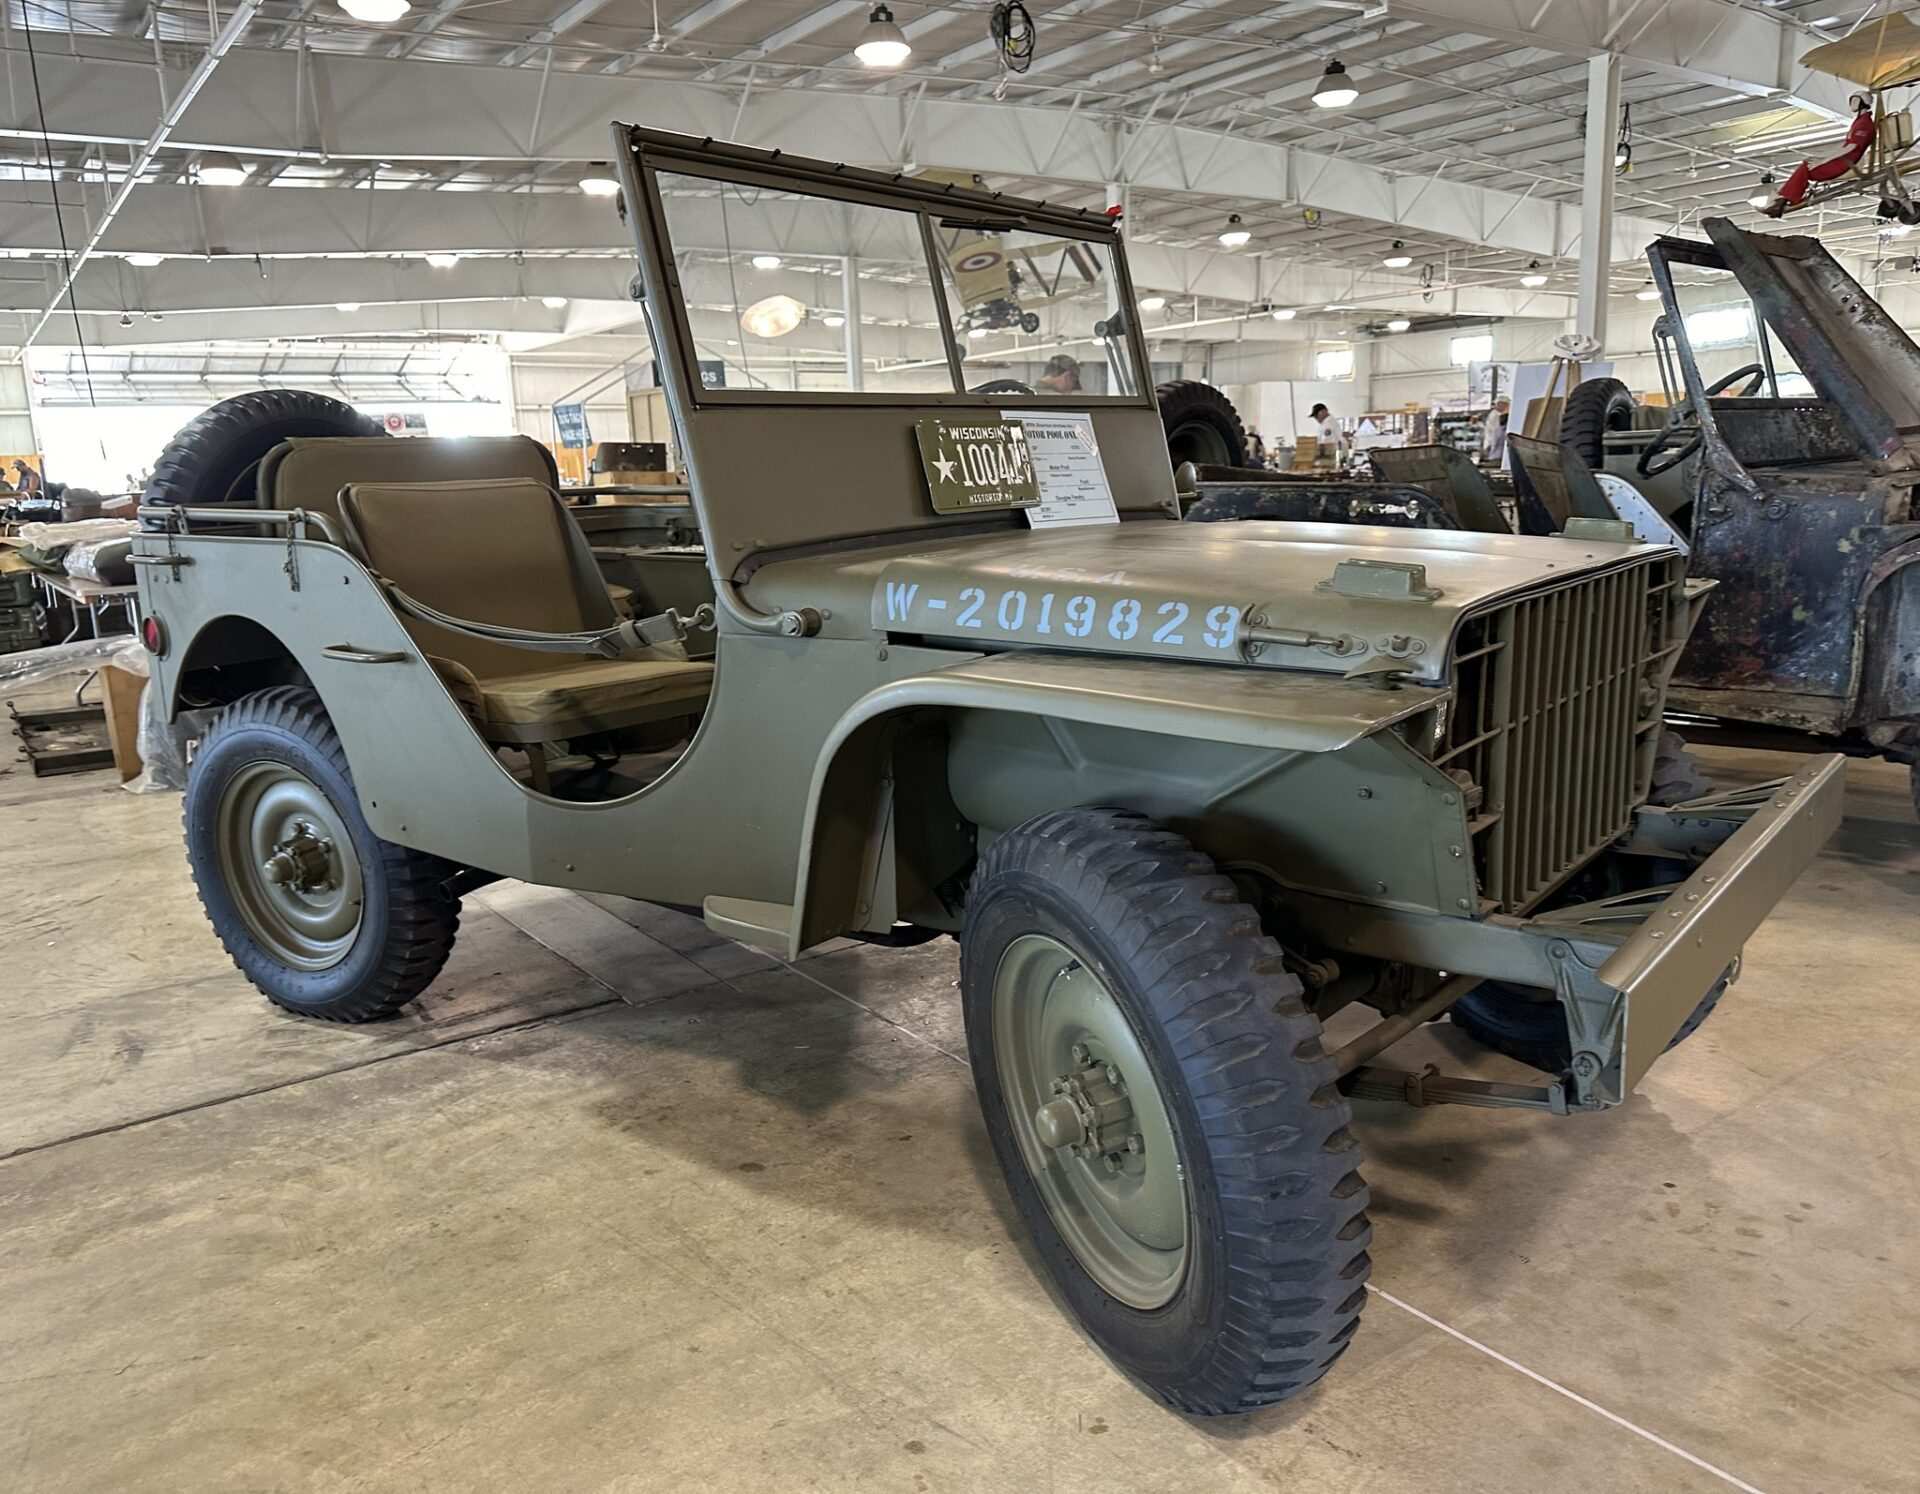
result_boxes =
[643,165,1142,402]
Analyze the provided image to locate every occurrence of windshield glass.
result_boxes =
[655,171,955,394]
[650,169,1140,400]
[933,222,1140,397]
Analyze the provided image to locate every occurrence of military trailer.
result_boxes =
[131,127,1841,1416]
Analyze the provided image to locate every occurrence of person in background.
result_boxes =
[1247,430,1266,468]
[1480,397,1510,465]
[1037,354,1082,395]
[1309,403,1342,465]
[10,459,43,496]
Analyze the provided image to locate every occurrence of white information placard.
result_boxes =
[1003,410,1120,528]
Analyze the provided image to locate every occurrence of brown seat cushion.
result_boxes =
[433,654,715,740]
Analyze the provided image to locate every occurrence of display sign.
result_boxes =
[915,416,1038,514]
[554,402,592,449]
[1003,411,1118,528]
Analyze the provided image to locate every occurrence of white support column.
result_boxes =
[842,255,863,390]
[1577,51,1621,353]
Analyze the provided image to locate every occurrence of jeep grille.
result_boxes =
[1431,555,1689,914]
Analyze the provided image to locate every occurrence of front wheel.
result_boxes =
[961,808,1371,1415]
[184,686,460,1021]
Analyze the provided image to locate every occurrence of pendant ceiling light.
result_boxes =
[1312,59,1358,108]
[855,4,911,68]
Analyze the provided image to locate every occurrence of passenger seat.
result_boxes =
[337,478,713,788]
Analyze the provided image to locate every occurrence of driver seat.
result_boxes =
[338,478,713,786]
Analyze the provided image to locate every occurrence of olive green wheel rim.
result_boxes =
[992,933,1188,1309]
[215,760,364,972]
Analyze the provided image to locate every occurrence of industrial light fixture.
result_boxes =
[1635,286,1661,301]
[1218,213,1251,247]
[751,253,783,270]
[577,169,620,197]
[740,293,806,338]
[1271,307,1296,320]
[118,311,133,326]
[1520,260,1549,287]
[822,312,846,328]
[967,326,990,338]
[1749,173,1776,209]
[425,251,461,269]
[1385,318,1411,332]
[1312,59,1358,109]
[339,0,411,19]
[1382,240,1412,269]
[542,295,569,308]
[1615,103,1633,173]
[1139,294,1167,311]
[854,3,911,68]
[125,252,163,268]
[197,152,250,186]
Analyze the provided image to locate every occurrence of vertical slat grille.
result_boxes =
[1430,556,1676,913]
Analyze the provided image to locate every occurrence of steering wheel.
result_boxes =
[970,378,1034,395]
[1635,363,1767,479]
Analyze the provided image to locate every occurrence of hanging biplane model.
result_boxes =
[1758,13,1920,223]
[918,168,1109,334]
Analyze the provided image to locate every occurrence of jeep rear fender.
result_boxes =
[789,651,1453,955]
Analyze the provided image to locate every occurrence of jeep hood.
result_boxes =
[751,519,1670,686]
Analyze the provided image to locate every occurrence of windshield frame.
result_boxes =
[630,144,1154,411]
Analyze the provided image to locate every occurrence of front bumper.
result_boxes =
[1597,752,1845,1094]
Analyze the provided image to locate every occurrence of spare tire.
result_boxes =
[1559,377,1636,470]
[1156,379,1246,469]
[143,389,384,514]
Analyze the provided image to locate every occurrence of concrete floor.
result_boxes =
[2,718,1916,1494]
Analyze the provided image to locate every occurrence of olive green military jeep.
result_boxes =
[131,126,1842,1416]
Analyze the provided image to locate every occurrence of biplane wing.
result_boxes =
[1800,12,1920,91]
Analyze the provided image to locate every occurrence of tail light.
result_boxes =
[141,615,167,656]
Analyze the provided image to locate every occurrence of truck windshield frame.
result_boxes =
[628,144,1153,411]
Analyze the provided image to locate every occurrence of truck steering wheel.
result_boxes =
[1635,363,1767,479]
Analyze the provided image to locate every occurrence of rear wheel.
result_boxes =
[961,807,1370,1415]
[1559,377,1637,470]
[1156,380,1247,470]
[185,686,459,1021]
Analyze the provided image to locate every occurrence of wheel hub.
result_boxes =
[993,935,1188,1309]
[215,760,364,972]
[262,823,337,893]
[1034,1051,1142,1172]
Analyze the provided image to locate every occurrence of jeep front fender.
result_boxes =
[789,651,1453,955]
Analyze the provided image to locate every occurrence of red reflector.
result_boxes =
[141,615,166,655]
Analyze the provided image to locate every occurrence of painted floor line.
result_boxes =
[1366,1285,1768,1494]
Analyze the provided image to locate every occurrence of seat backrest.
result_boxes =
[1366,444,1511,534]
[262,435,558,534]
[339,478,616,681]
[1508,434,1616,531]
